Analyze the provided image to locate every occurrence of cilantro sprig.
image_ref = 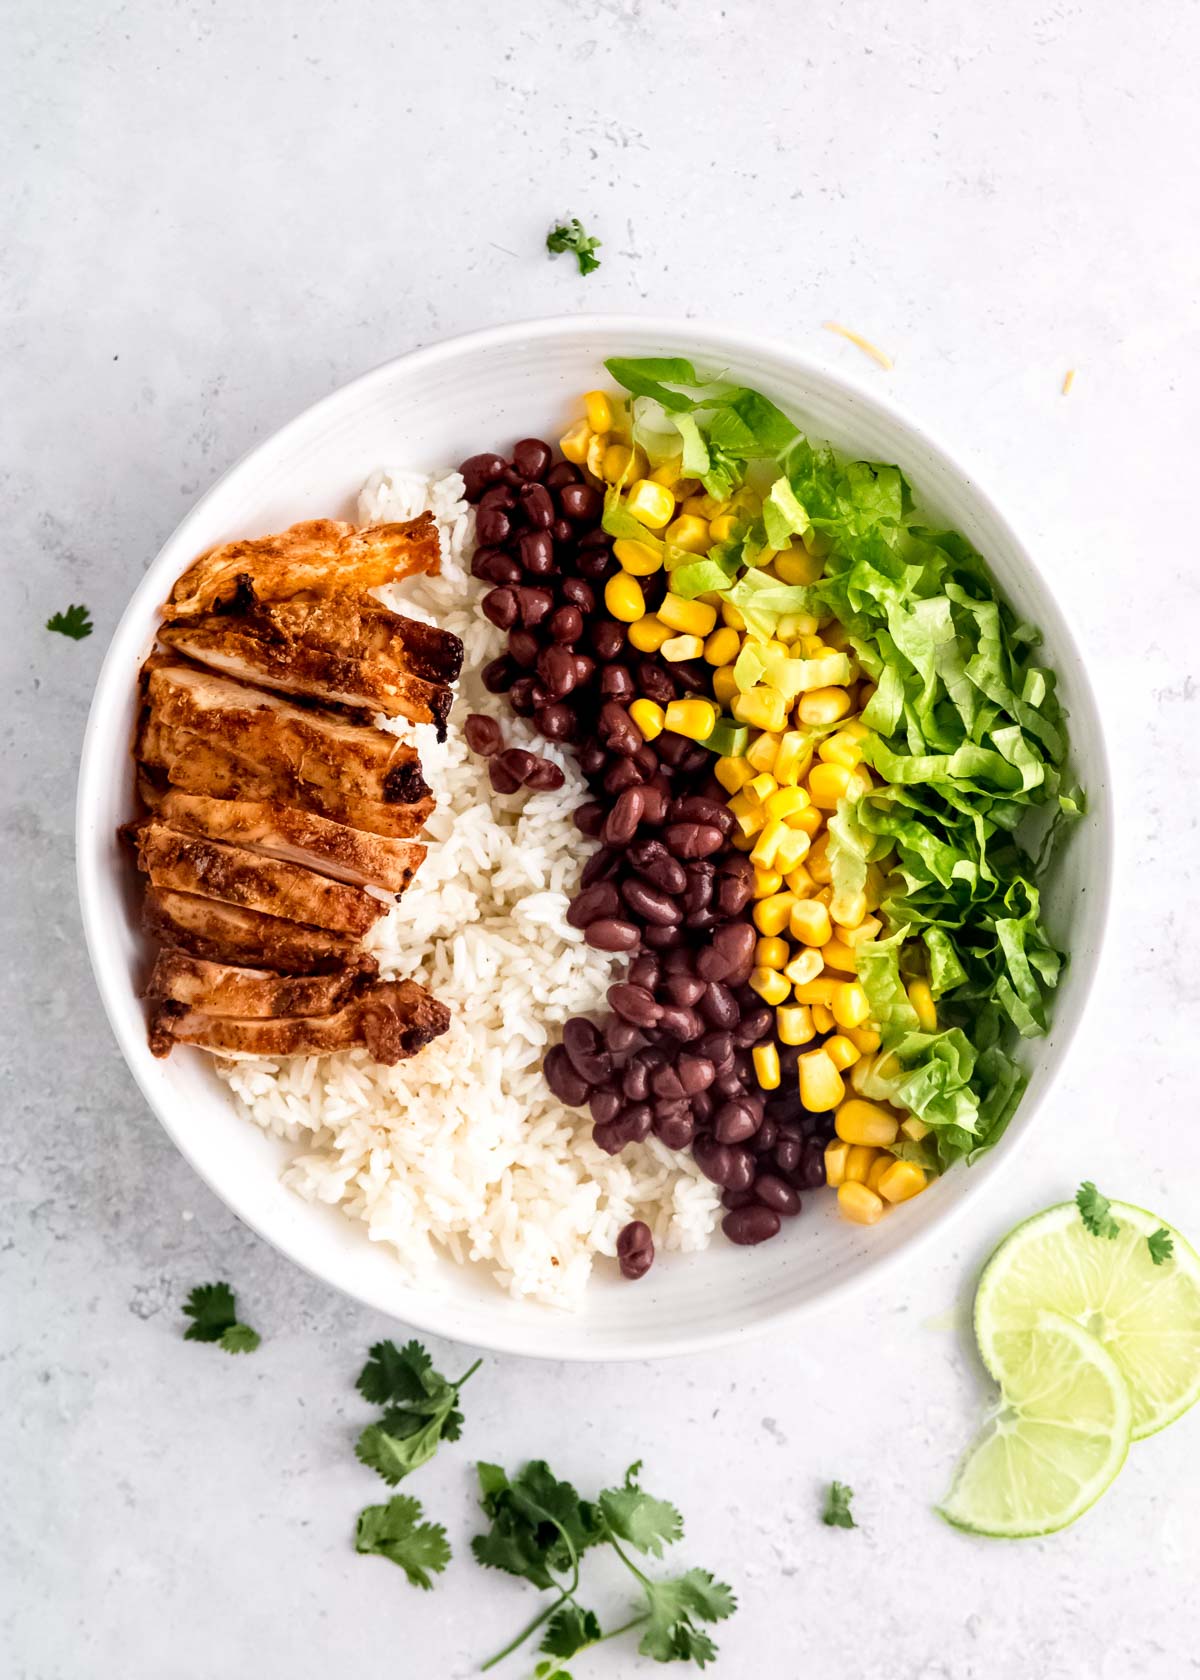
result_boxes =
[473,1458,736,1672]
[821,1480,856,1529]
[354,1338,481,1486]
[355,1494,451,1590]
[1148,1227,1175,1266]
[182,1282,260,1353]
[546,217,602,277]
[1076,1182,1121,1240]
[46,603,93,640]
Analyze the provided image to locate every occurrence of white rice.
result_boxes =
[216,466,720,1309]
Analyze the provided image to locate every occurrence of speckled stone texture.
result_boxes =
[3,1,1199,1675]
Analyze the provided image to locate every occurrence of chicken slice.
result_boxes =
[257,595,463,685]
[145,949,361,1018]
[164,516,442,618]
[143,887,371,975]
[137,719,433,838]
[139,784,424,895]
[135,823,386,936]
[148,979,451,1063]
[157,616,455,736]
[144,663,430,805]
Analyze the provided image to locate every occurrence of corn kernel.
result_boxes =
[832,890,869,931]
[799,686,854,727]
[831,981,870,1030]
[745,772,777,807]
[715,756,756,795]
[838,1181,885,1224]
[789,899,831,946]
[907,979,938,1033]
[783,947,823,987]
[784,863,815,897]
[819,730,866,769]
[776,611,820,639]
[774,548,824,586]
[582,389,614,433]
[661,633,705,663]
[720,600,746,631]
[808,762,854,809]
[627,613,673,652]
[657,592,717,637]
[745,731,780,773]
[733,687,789,734]
[755,935,789,970]
[842,1144,877,1184]
[559,419,592,464]
[752,866,783,898]
[626,478,676,529]
[772,828,810,873]
[614,537,663,576]
[789,804,823,839]
[665,514,711,554]
[602,442,648,485]
[879,1160,927,1204]
[709,513,738,542]
[752,1042,781,1091]
[629,699,664,742]
[900,1115,930,1143]
[792,977,839,1007]
[811,1003,835,1032]
[649,456,683,488]
[845,1024,882,1054]
[585,431,609,480]
[753,892,797,937]
[798,1047,845,1111]
[867,1154,892,1193]
[776,1004,815,1046]
[821,937,859,975]
[835,1098,900,1147]
[663,697,717,741]
[824,1139,850,1188]
[825,1034,861,1071]
[807,832,832,884]
[605,572,646,623]
[749,966,791,1006]
[712,666,739,704]
[704,626,741,666]
[841,914,883,947]
[726,793,765,838]
[764,786,810,822]
[748,819,786,869]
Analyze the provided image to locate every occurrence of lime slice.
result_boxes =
[975,1201,1200,1440]
[937,1308,1131,1537]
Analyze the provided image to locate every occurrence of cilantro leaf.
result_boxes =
[598,1461,683,1558]
[1148,1227,1175,1266]
[546,218,602,276]
[354,1494,450,1590]
[541,1604,602,1661]
[821,1481,856,1528]
[1076,1182,1121,1240]
[637,1569,736,1668]
[357,1338,441,1406]
[354,1341,478,1483]
[472,1460,601,1590]
[182,1282,260,1353]
[46,603,93,640]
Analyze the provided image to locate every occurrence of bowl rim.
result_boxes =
[76,313,1114,1360]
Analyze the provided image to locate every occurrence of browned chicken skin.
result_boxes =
[255,595,463,684]
[148,980,451,1063]
[145,949,362,1018]
[143,887,372,975]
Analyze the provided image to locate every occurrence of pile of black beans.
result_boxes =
[459,441,831,1275]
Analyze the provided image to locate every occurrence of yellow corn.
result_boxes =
[792,977,839,1008]
[752,1042,781,1091]
[824,1139,851,1188]
[649,456,683,488]
[790,898,832,946]
[749,966,791,1006]
[831,981,870,1030]
[835,1099,900,1147]
[663,697,717,741]
[629,699,664,742]
[867,1154,892,1193]
[845,1023,882,1054]
[819,730,866,769]
[842,1144,877,1185]
[626,478,676,529]
[825,1034,861,1071]
[777,611,820,639]
[585,432,608,480]
[627,614,673,653]
[907,979,937,1033]
[764,786,810,822]
[745,731,781,773]
[799,686,854,727]
[807,832,832,884]
[838,1182,886,1225]
[789,804,823,839]
[774,548,824,586]
[726,793,765,838]
[776,1004,815,1046]
[602,442,648,485]
[665,514,711,554]
[657,592,717,637]
[900,1115,930,1143]
[811,1002,835,1032]
[821,937,859,975]
[604,572,646,623]
[745,772,778,807]
[773,829,811,873]
[808,762,854,809]
[712,666,739,704]
[721,600,746,630]
[715,755,755,795]
[734,687,789,733]
[614,538,663,576]
[709,513,738,542]
[879,1160,927,1204]
[771,731,812,787]
[704,626,741,666]
[755,935,789,970]
[750,819,791,869]
[661,633,705,663]
[796,634,826,658]
[841,913,883,947]
[752,866,783,898]
[783,947,823,987]
[559,419,592,464]
[583,389,614,433]
[798,1047,845,1111]
[753,892,797,937]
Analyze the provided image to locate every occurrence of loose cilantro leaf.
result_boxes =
[637,1569,736,1668]
[541,1604,602,1661]
[354,1494,450,1590]
[1148,1227,1175,1266]
[546,218,602,276]
[1076,1182,1121,1240]
[822,1481,856,1528]
[354,1340,479,1484]
[182,1282,260,1353]
[46,603,93,640]
[472,1460,601,1590]
[598,1461,683,1558]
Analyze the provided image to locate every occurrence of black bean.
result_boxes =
[574,802,605,840]
[472,548,523,586]
[488,756,521,794]
[722,1186,758,1211]
[600,664,635,702]
[508,627,540,668]
[637,661,676,708]
[714,1099,759,1144]
[532,703,570,742]
[549,605,583,644]
[657,1004,703,1042]
[616,1219,655,1280]
[537,644,578,698]
[589,1086,622,1125]
[695,922,756,985]
[460,452,507,500]
[573,652,596,687]
[543,1044,591,1107]
[516,585,554,627]
[755,1173,801,1216]
[677,1053,715,1094]
[664,974,705,1008]
[576,545,612,580]
[526,757,565,791]
[773,1134,802,1175]
[606,1018,646,1055]
[622,1056,652,1102]
[607,983,661,1029]
[482,587,519,630]
[751,1118,779,1154]
[476,505,512,546]
[558,575,594,613]
[643,924,684,950]
[519,529,555,575]
[559,481,602,522]
[518,482,554,529]
[670,794,734,836]
[615,1102,653,1143]
[654,1108,695,1151]
[663,822,725,860]
[590,621,624,664]
[639,782,669,826]
[733,1008,774,1049]
[545,460,582,490]
[715,856,755,917]
[585,918,640,953]
[512,438,552,480]
[699,982,739,1030]
[698,1029,735,1067]
[620,878,681,926]
[681,861,715,915]
[598,701,642,758]
[481,654,517,693]
[723,1205,782,1245]
[628,839,688,895]
[603,758,642,795]
[464,713,503,756]
[603,786,647,846]
[592,1119,628,1155]
[799,1139,827,1189]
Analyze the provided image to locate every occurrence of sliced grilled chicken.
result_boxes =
[137,718,433,838]
[145,949,362,1018]
[148,979,451,1063]
[157,616,455,736]
[139,785,424,895]
[164,515,442,618]
[143,887,372,975]
[135,823,385,936]
[257,595,463,684]
[144,663,430,805]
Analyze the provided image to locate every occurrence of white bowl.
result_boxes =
[76,317,1112,1360]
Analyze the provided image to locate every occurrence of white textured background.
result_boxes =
[3,3,1199,1676]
